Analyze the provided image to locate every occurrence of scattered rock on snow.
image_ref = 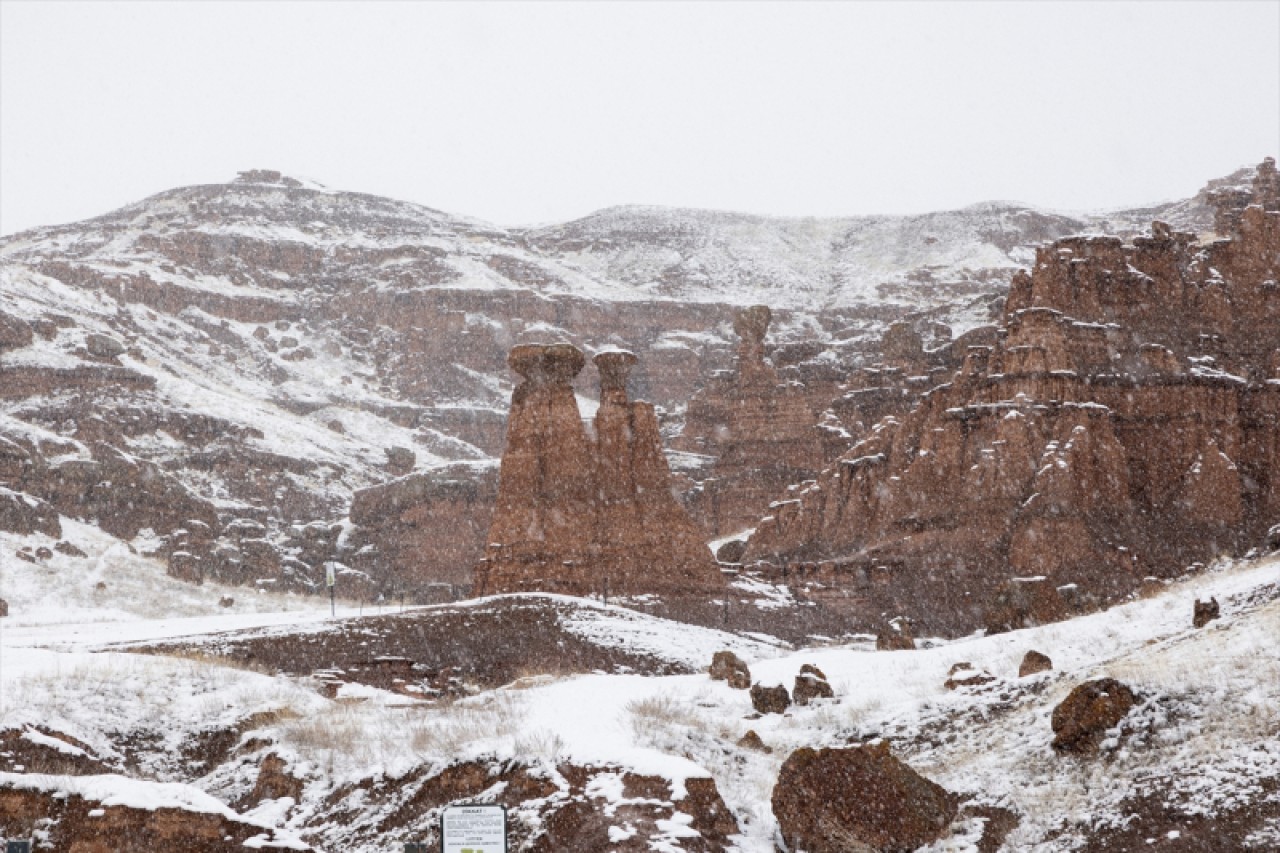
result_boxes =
[750,682,791,715]
[1051,677,1138,753]
[876,617,916,650]
[737,729,771,753]
[772,742,959,853]
[944,662,996,690]
[708,650,751,689]
[1193,596,1220,628]
[793,664,834,705]
[1018,650,1053,677]
[54,540,87,558]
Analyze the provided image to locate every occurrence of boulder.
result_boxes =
[715,539,748,564]
[1018,650,1053,677]
[708,650,752,689]
[773,743,959,853]
[1051,678,1138,753]
[750,683,790,715]
[876,618,916,651]
[1193,597,1220,628]
[793,664,834,705]
[737,729,771,753]
[85,333,126,359]
[944,662,996,690]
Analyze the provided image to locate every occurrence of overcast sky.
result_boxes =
[2,1,1277,236]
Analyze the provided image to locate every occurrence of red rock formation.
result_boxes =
[746,163,1280,634]
[677,306,829,537]
[475,344,722,598]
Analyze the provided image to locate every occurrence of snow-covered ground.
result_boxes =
[3,511,1277,850]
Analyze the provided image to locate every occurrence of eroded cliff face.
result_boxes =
[677,306,833,538]
[475,344,723,598]
[745,162,1280,635]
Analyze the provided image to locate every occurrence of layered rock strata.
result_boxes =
[746,163,1280,634]
[677,306,830,537]
[346,462,498,598]
[475,344,723,597]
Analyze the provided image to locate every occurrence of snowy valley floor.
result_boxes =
[1,527,1278,851]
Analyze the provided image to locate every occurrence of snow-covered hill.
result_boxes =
[3,515,1277,850]
[0,165,1246,600]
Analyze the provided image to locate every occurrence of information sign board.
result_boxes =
[6,841,32,853]
[441,804,506,853]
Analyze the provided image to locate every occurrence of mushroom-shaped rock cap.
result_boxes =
[733,305,772,343]
[593,349,638,392]
[508,343,586,385]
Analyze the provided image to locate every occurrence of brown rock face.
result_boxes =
[240,753,305,808]
[0,487,61,538]
[772,743,959,853]
[1051,678,1138,753]
[0,778,311,852]
[0,311,33,353]
[347,463,498,598]
[678,306,830,538]
[475,344,723,598]
[746,175,1280,635]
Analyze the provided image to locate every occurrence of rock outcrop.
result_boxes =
[677,306,831,537]
[1051,677,1138,753]
[772,743,959,853]
[347,462,498,598]
[708,650,752,689]
[745,162,1280,635]
[0,775,312,852]
[475,344,723,598]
